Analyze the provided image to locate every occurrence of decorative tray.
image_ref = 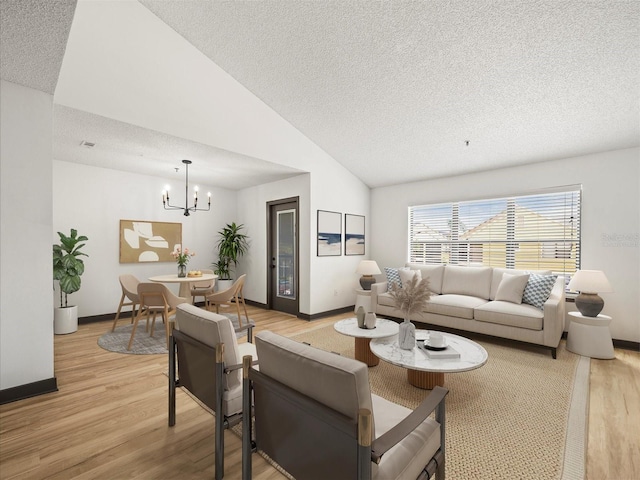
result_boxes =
[422,344,447,351]
[419,340,447,351]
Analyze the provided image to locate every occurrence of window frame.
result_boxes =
[408,186,582,283]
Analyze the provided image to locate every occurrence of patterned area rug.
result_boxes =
[289,325,589,480]
[97,313,252,355]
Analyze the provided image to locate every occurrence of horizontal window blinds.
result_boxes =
[409,187,581,278]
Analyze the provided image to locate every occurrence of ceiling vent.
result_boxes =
[80,140,95,148]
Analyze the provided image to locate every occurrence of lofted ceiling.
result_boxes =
[1,0,639,189]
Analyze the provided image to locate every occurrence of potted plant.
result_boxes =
[213,222,249,291]
[53,229,88,334]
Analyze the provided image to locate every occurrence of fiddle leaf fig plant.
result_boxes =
[53,229,88,308]
[213,222,249,280]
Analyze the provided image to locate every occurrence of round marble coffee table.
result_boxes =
[370,329,488,389]
[334,317,399,366]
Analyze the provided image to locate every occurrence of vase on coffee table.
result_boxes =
[398,317,416,350]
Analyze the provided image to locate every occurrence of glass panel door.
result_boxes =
[277,209,296,300]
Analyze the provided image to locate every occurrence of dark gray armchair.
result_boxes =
[242,330,448,480]
[169,303,255,480]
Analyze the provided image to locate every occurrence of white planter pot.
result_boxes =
[216,279,234,292]
[54,306,78,335]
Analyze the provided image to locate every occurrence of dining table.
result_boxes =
[148,273,217,300]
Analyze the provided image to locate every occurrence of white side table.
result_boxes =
[334,318,399,366]
[354,288,372,313]
[566,312,615,359]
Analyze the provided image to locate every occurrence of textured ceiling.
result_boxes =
[0,0,76,94]
[141,0,640,187]
[1,1,638,189]
[53,106,306,189]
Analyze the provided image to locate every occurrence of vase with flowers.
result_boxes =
[389,273,431,349]
[172,246,195,277]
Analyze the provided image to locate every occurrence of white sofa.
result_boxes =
[371,263,566,358]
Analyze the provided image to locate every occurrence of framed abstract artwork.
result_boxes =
[119,220,182,263]
[317,210,342,256]
[345,214,365,255]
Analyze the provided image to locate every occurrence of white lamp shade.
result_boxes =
[356,260,381,276]
[568,270,613,293]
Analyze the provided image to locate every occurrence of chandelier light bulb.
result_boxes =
[162,160,211,216]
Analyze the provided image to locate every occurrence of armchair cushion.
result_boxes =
[175,304,243,390]
[255,331,374,433]
[371,394,441,480]
[248,332,446,480]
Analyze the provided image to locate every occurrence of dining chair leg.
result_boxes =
[127,308,145,350]
[112,293,126,331]
[165,315,172,350]
[235,296,243,328]
[240,293,249,326]
[149,311,158,337]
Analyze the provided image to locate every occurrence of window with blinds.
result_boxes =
[409,187,581,279]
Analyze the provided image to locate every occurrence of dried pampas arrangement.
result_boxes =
[389,274,432,318]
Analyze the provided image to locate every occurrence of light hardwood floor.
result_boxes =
[1,306,638,479]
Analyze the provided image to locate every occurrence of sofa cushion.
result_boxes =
[489,268,552,300]
[441,265,492,299]
[474,301,544,330]
[495,273,530,304]
[399,268,421,286]
[522,274,558,309]
[405,264,445,294]
[426,294,488,319]
[384,267,406,291]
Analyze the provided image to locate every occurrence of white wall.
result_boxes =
[238,160,372,317]
[54,157,371,320]
[1,81,55,390]
[309,163,371,314]
[52,160,237,317]
[371,148,639,342]
[237,174,310,310]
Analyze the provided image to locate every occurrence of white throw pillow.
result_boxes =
[495,273,530,304]
[398,269,422,287]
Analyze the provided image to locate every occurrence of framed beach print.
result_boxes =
[119,219,182,263]
[317,210,342,256]
[345,214,365,255]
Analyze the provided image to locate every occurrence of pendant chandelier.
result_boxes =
[162,159,211,216]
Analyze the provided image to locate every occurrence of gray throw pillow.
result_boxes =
[384,267,404,291]
[522,274,558,309]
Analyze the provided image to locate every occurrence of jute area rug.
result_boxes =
[290,325,589,480]
[97,313,252,355]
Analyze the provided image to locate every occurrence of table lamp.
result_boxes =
[356,260,381,290]
[567,270,613,317]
